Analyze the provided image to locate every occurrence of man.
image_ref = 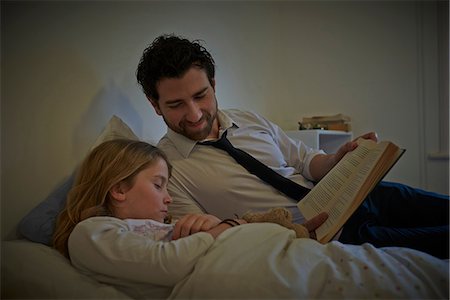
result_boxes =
[136,34,449,258]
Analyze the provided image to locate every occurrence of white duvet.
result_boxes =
[4,223,448,299]
[170,223,449,299]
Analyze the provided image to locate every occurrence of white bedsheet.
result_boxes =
[2,224,448,299]
[170,223,449,299]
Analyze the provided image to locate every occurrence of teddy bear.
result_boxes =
[242,207,310,238]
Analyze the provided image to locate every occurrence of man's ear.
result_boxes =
[149,98,162,116]
[109,182,127,202]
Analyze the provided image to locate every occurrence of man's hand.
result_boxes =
[302,212,328,240]
[172,214,221,240]
[334,131,378,163]
[310,132,378,181]
[356,131,378,143]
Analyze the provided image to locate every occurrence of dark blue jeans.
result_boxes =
[338,181,449,258]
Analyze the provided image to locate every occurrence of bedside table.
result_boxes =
[285,130,353,154]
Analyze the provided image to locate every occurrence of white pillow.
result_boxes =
[18,115,139,245]
[91,115,139,149]
[2,240,132,299]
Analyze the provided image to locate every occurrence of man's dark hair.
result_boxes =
[136,34,215,101]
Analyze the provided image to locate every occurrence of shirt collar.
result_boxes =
[166,109,237,158]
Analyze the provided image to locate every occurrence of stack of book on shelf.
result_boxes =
[299,114,351,132]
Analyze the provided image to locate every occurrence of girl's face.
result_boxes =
[117,158,172,222]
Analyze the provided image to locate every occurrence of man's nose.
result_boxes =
[185,101,202,122]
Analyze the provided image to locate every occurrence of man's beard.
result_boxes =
[164,109,218,141]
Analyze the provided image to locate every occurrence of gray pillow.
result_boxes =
[18,174,75,245]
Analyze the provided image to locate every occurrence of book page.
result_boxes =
[298,139,388,242]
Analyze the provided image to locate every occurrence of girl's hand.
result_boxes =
[172,214,221,240]
[206,219,247,239]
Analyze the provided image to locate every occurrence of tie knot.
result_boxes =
[199,130,232,151]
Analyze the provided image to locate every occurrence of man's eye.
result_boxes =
[194,93,206,100]
[167,103,181,108]
[154,183,162,189]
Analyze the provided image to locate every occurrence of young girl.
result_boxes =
[53,139,448,300]
[53,139,241,298]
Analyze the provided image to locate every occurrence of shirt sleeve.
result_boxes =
[68,217,214,286]
[276,125,325,181]
[248,111,325,181]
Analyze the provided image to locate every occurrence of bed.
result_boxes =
[2,116,449,299]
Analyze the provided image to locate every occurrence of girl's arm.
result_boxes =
[205,219,247,238]
[172,214,220,240]
[68,217,215,287]
[172,214,247,240]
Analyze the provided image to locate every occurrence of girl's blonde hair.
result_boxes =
[52,139,171,258]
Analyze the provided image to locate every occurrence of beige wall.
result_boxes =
[2,1,448,240]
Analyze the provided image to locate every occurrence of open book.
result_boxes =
[298,138,405,243]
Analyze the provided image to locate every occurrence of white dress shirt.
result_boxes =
[158,109,324,224]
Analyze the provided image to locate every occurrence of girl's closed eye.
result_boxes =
[153,179,163,190]
[153,175,168,190]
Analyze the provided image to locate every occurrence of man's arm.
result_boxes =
[309,132,378,181]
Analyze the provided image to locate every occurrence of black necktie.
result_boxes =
[199,131,310,201]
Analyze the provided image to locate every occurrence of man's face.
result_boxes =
[151,67,218,141]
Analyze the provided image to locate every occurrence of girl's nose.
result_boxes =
[164,193,172,204]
